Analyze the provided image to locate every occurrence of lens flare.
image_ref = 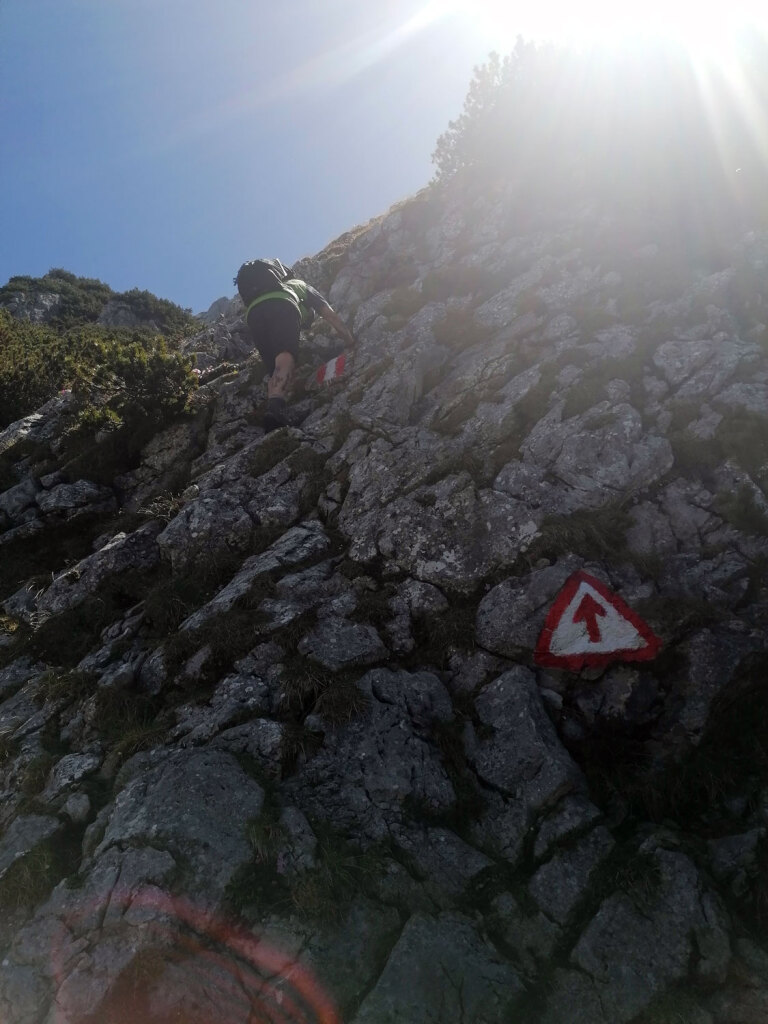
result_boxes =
[48,887,341,1024]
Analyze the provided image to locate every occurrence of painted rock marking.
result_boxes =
[535,571,661,671]
[316,353,347,384]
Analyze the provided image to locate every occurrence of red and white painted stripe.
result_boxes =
[535,571,662,671]
[316,353,346,384]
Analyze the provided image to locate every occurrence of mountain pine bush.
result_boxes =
[0,310,197,430]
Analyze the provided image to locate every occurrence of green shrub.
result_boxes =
[0,311,197,431]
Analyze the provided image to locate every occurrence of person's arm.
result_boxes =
[318,303,356,347]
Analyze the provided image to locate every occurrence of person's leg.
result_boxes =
[261,301,301,431]
[267,351,296,400]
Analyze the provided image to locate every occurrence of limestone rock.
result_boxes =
[94,748,264,897]
[298,616,387,671]
[35,480,115,517]
[351,911,523,1024]
[156,490,253,572]
[35,522,161,618]
[0,814,61,882]
[529,826,615,924]
[287,668,455,843]
[476,558,583,657]
[466,668,586,863]
[565,846,731,1022]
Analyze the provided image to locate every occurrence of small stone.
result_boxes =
[63,792,92,824]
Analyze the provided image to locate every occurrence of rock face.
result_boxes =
[1,177,768,1024]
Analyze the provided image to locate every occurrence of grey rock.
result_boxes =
[466,668,586,864]
[490,892,560,973]
[626,501,678,555]
[9,846,178,1022]
[35,480,115,516]
[493,457,578,515]
[675,626,764,746]
[351,911,523,1024]
[181,521,330,630]
[0,963,49,1024]
[298,615,387,671]
[2,289,63,323]
[653,337,746,390]
[0,391,75,457]
[115,419,205,510]
[40,752,101,802]
[540,969,610,1024]
[533,795,603,860]
[0,477,41,522]
[35,522,160,619]
[371,475,539,591]
[715,380,768,415]
[297,898,403,1017]
[256,560,353,629]
[476,558,582,657]
[708,829,764,888]
[141,895,401,1024]
[446,649,505,696]
[0,680,57,741]
[3,584,44,625]
[569,847,730,1022]
[354,344,448,428]
[475,269,547,328]
[62,792,91,824]
[275,805,317,875]
[0,659,44,701]
[396,825,493,901]
[172,668,278,744]
[97,298,150,328]
[0,520,44,547]
[156,491,253,572]
[210,719,285,777]
[197,295,237,323]
[94,748,264,897]
[287,668,455,843]
[0,815,61,881]
[529,826,615,924]
[522,402,674,505]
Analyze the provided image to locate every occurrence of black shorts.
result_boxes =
[246,298,301,375]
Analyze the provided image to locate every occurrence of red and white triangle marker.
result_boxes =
[535,571,661,671]
[316,353,347,384]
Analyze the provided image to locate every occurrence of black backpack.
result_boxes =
[234,258,291,305]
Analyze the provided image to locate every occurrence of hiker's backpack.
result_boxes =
[234,258,291,305]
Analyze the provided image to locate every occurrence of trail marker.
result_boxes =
[535,571,661,671]
[316,353,347,384]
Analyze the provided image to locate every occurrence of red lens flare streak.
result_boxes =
[46,887,341,1024]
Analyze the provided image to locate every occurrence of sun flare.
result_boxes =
[446,0,767,56]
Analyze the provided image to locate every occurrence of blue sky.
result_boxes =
[0,0,514,312]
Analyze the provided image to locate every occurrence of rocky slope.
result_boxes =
[1,178,768,1023]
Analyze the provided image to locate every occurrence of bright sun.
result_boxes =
[444,0,766,56]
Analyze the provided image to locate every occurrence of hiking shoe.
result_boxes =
[262,397,289,433]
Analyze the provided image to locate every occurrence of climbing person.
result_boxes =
[234,258,356,432]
